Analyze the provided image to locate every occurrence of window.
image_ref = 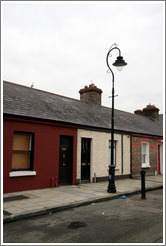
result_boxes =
[12,132,34,171]
[141,142,150,168]
[60,136,70,148]
[109,140,116,166]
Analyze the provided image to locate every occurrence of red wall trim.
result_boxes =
[132,165,157,169]
[151,165,158,168]
[149,143,157,148]
[141,138,149,142]
[132,166,141,169]
[132,142,141,147]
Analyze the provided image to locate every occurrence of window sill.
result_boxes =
[9,171,36,177]
[142,164,150,169]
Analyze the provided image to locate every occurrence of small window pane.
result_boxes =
[13,133,30,150]
[60,136,70,148]
[142,143,146,154]
[12,151,29,169]
[142,154,146,164]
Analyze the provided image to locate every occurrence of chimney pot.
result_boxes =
[134,104,159,120]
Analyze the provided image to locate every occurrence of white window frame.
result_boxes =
[141,142,150,168]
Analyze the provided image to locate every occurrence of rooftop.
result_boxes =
[3,81,163,137]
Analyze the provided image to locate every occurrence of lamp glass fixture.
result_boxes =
[113,56,127,71]
[116,66,123,71]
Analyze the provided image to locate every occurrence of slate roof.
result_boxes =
[3,81,163,137]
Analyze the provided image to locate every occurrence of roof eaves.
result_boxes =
[3,113,163,138]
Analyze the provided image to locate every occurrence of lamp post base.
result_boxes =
[107,184,116,193]
[107,166,116,193]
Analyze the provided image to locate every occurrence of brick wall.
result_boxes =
[80,90,102,105]
[132,136,159,176]
[79,84,103,106]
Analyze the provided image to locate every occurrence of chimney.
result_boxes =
[79,83,103,106]
[134,109,143,116]
[142,104,159,120]
[134,104,159,120]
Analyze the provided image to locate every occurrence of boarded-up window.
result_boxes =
[12,132,34,170]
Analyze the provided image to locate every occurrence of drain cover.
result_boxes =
[68,221,87,229]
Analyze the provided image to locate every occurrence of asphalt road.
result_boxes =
[3,189,163,243]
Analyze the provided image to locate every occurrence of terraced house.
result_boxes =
[3,81,163,193]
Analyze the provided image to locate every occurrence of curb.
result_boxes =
[3,186,163,224]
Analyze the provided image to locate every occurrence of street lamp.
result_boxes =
[106,43,127,193]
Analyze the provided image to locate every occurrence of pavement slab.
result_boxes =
[3,175,163,223]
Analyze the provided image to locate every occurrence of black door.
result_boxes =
[81,138,91,182]
[59,136,73,185]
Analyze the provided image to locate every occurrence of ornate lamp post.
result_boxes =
[106,44,127,193]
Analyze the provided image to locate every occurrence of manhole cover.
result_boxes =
[68,221,87,229]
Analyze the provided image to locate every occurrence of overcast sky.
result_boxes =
[2,1,165,114]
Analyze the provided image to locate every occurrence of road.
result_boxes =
[3,189,163,243]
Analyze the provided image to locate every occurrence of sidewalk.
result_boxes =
[3,175,163,223]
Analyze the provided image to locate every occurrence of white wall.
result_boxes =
[77,129,130,182]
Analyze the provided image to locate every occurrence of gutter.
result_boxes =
[3,113,163,138]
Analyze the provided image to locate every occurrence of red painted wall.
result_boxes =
[3,117,77,193]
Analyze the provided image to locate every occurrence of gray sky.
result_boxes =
[2,1,165,114]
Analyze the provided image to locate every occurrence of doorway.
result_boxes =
[59,136,73,185]
[81,138,91,182]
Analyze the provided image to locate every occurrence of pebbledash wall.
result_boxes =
[131,134,163,176]
[3,116,77,193]
[77,129,131,183]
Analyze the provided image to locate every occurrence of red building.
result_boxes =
[3,82,78,193]
[4,117,77,193]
